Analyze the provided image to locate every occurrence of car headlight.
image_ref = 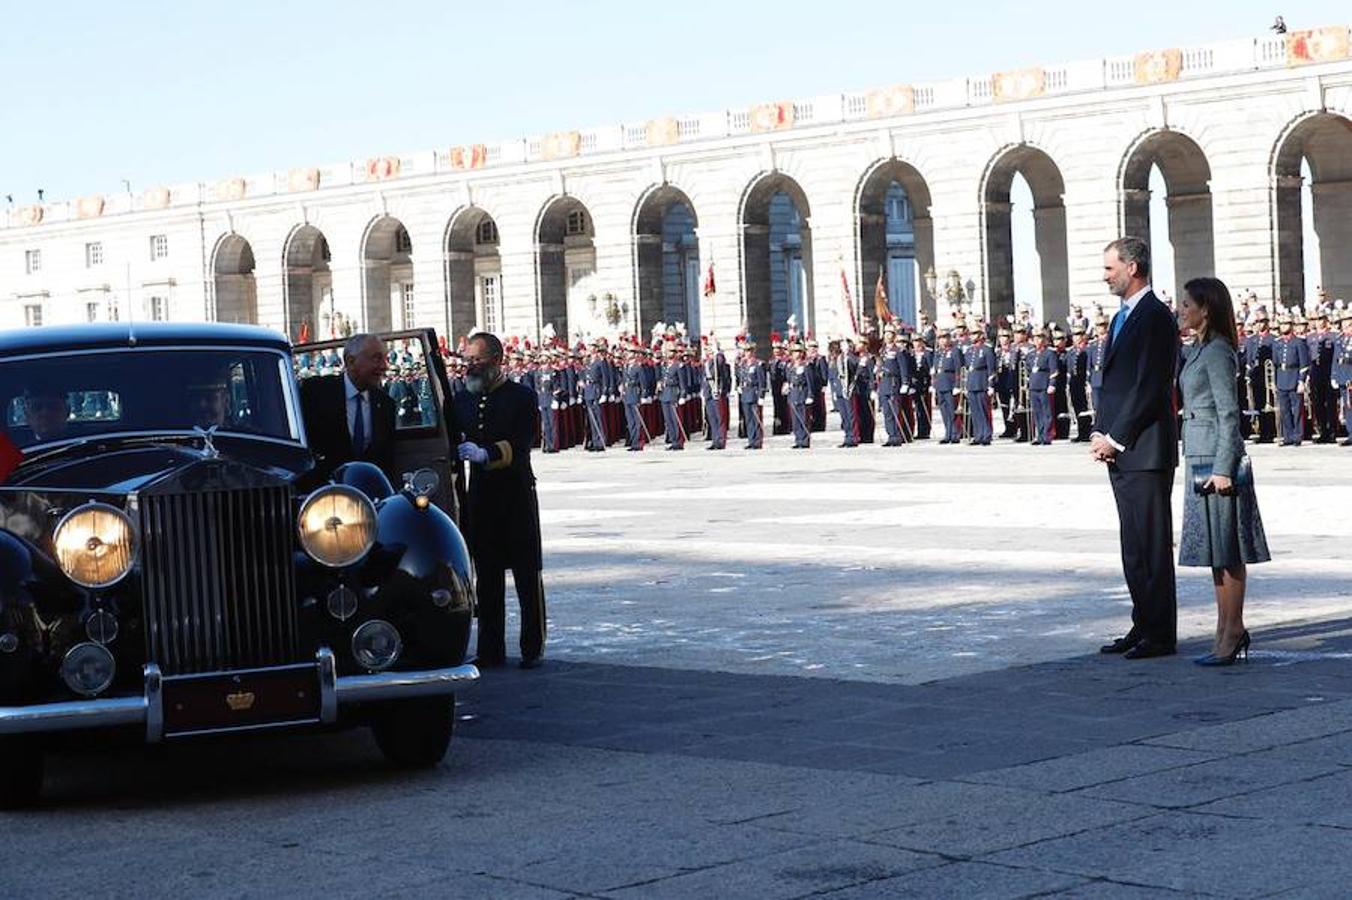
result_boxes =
[351,619,402,671]
[53,503,137,588]
[298,486,377,567]
[61,642,116,697]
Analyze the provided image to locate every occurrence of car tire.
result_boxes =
[371,696,455,768]
[0,738,45,810]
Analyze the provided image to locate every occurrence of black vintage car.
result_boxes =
[0,323,478,807]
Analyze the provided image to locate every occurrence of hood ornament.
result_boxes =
[192,426,220,459]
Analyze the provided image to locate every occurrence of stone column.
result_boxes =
[1312,179,1352,301]
[409,247,446,336]
[1166,191,1216,286]
[1034,204,1070,323]
[1063,187,1119,314]
[1212,170,1280,305]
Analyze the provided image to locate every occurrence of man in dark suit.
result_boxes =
[300,333,397,486]
[1091,237,1181,659]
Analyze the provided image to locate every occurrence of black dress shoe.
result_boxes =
[1099,634,1140,654]
[519,657,543,670]
[475,655,506,669]
[1123,640,1176,660]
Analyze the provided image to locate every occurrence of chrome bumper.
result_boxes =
[0,647,479,740]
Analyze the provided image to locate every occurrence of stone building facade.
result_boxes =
[3,26,1351,351]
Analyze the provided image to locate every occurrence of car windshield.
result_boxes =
[2,348,299,450]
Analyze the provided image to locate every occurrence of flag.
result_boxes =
[0,432,23,483]
[297,318,312,344]
[839,267,859,335]
[702,261,716,298]
[874,269,893,324]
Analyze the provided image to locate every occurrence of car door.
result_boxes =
[293,328,460,523]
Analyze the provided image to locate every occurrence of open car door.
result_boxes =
[293,328,461,523]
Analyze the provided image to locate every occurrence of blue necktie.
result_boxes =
[352,393,366,453]
[1111,301,1128,343]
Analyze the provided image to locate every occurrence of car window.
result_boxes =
[7,391,122,428]
[0,349,298,449]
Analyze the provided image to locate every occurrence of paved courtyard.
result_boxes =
[5,432,1352,898]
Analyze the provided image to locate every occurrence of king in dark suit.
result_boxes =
[1091,237,1181,660]
[299,333,397,488]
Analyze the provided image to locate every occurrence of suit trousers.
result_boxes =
[476,564,547,663]
[1277,389,1301,443]
[1108,467,1177,646]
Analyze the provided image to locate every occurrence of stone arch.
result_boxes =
[739,171,814,351]
[535,195,595,344]
[282,224,331,340]
[632,183,700,340]
[361,215,413,333]
[1272,111,1352,306]
[444,205,502,342]
[211,233,257,325]
[1119,129,1215,293]
[981,143,1069,324]
[855,158,935,327]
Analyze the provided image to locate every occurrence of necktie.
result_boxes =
[352,393,366,454]
[1111,301,1128,343]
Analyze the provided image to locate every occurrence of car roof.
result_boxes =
[0,323,291,359]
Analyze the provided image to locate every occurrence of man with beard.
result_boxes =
[447,331,546,670]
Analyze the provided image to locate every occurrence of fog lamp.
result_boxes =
[298,486,377,567]
[327,585,359,621]
[53,503,136,588]
[86,609,119,644]
[351,619,402,671]
[61,642,116,697]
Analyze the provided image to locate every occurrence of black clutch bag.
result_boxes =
[1192,456,1252,495]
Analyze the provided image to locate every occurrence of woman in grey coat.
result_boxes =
[1176,277,1270,665]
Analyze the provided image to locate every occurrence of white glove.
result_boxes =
[1297,383,1306,394]
[457,442,489,464]
[551,401,560,410]
[806,398,814,405]
[1047,388,1055,395]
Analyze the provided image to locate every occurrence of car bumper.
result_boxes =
[0,647,479,740]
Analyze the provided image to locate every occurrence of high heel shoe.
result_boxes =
[1194,631,1251,667]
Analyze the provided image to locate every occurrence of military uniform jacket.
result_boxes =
[1307,330,1335,375]
[1333,335,1352,387]
[1065,345,1089,387]
[933,347,963,393]
[622,363,644,403]
[913,349,934,392]
[1025,347,1057,391]
[878,348,903,395]
[1243,333,1274,375]
[446,378,542,571]
[658,361,686,402]
[583,359,607,402]
[1274,337,1310,391]
[964,345,997,392]
[826,354,856,400]
[1088,338,1108,388]
[787,363,814,402]
[736,358,767,401]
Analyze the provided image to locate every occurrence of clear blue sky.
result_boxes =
[1,1,1342,201]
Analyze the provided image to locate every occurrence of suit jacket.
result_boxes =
[1178,338,1243,477]
[300,374,397,485]
[1092,291,1179,471]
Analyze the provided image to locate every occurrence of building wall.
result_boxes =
[4,29,1351,346]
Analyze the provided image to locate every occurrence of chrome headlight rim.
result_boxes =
[351,619,403,672]
[297,485,378,568]
[53,502,138,589]
[61,641,116,697]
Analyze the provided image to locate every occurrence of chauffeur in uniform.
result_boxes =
[447,331,547,670]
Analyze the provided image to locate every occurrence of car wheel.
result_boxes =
[0,737,45,810]
[371,696,455,768]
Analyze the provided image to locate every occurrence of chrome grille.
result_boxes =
[140,485,300,676]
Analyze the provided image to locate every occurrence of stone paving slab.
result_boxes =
[815,861,1089,899]
[984,811,1352,897]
